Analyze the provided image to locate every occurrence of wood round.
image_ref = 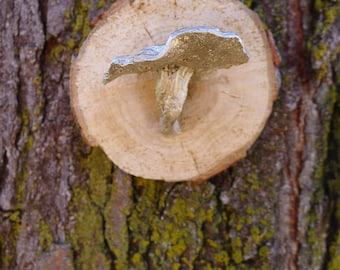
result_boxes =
[70,0,277,182]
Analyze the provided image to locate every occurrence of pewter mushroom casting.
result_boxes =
[103,26,249,134]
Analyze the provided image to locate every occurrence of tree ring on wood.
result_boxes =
[70,0,277,182]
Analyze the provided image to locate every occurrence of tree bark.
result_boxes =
[0,0,339,269]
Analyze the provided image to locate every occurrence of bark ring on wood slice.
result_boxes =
[70,0,278,182]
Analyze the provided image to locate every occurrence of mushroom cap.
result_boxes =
[70,0,278,182]
[103,26,249,84]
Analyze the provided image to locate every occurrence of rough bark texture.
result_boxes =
[0,0,339,269]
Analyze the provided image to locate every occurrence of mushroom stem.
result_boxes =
[155,65,194,135]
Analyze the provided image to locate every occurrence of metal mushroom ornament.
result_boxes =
[70,0,278,182]
[103,26,249,134]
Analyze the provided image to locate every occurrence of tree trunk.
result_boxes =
[0,0,339,269]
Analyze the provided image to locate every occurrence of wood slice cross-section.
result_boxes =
[70,0,277,182]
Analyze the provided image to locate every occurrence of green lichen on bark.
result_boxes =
[49,0,115,62]
[123,172,276,269]
[126,180,220,269]
[308,1,340,81]
[72,0,92,44]
[48,1,91,62]
[39,219,54,253]
[69,147,113,270]
[303,85,338,268]
[325,82,340,269]
[303,1,340,267]
[127,178,164,269]
[328,225,340,270]
[223,169,276,269]
[86,147,113,207]
[241,0,253,8]
[0,211,22,269]
[15,106,35,207]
